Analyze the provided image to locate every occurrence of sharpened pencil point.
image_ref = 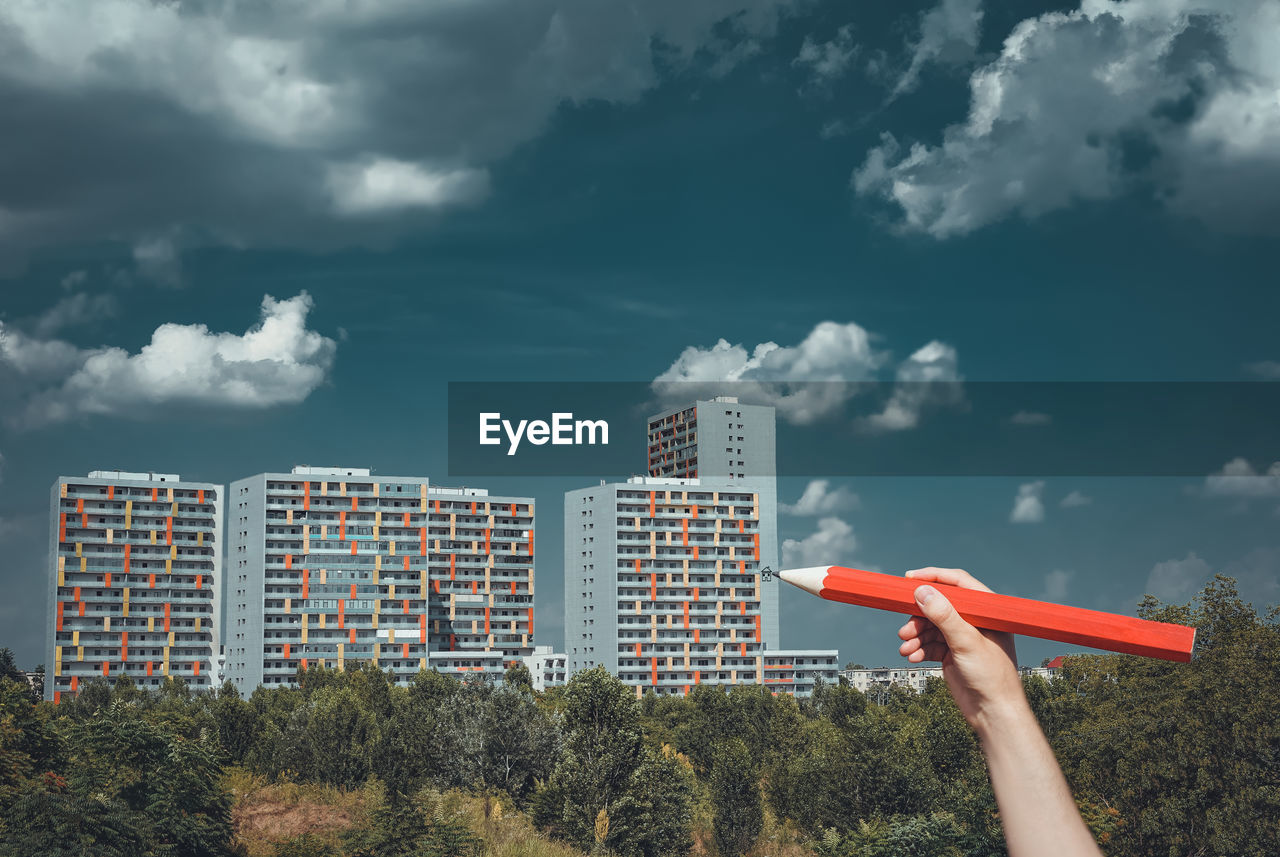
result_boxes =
[776,566,830,597]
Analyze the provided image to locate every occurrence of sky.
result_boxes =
[1,0,1278,671]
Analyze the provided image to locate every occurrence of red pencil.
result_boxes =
[778,565,1196,662]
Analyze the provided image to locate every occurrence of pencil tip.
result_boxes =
[776,566,829,597]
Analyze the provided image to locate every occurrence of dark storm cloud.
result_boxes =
[0,0,803,273]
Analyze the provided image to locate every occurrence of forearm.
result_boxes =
[976,701,1103,857]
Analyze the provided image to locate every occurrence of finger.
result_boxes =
[897,615,935,640]
[906,642,949,663]
[912,584,983,653]
[905,567,994,593]
[898,627,942,656]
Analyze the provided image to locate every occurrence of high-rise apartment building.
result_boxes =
[225,467,535,695]
[647,397,779,648]
[647,396,777,482]
[566,476,780,696]
[563,397,836,698]
[46,471,222,702]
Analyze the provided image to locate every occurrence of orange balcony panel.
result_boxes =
[284,643,291,659]
[419,527,427,555]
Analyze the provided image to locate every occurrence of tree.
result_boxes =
[1053,575,1280,856]
[608,746,694,857]
[0,650,23,685]
[711,739,762,857]
[503,662,534,695]
[539,667,644,849]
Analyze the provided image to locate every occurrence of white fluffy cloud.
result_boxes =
[782,516,857,569]
[653,321,886,424]
[0,292,335,427]
[1010,480,1046,523]
[794,25,858,88]
[858,339,961,431]
[326,159,490,216]
[0,0,797,271]
[1204,457,1280,498]
[653,321,961,428]
[1060,489,1092,508]
[1145,551,1210,602]
[855,0,1280,236]
[781,479,860,515]
[891,0,983,97]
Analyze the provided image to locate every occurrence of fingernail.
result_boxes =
[915,585,937,605]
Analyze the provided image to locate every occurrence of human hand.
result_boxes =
[897,567,1026,735]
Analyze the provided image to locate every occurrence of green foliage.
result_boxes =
[0,574,1275,857]
[711,739,762,857]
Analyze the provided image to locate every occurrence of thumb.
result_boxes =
[914,585,981,651]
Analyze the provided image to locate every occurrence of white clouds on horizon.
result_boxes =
[0,291,336,428]
[1010,480,1046,523]
[1204,457,1280,499]
[782,516,857,569]
[652,321,962,429]
[781,479,860,515]
[855,0,1280,237]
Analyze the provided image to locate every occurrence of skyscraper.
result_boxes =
[648,397,779,648]
[564,476,772,695]
[562,396,838,697]
[47,471,222,702]
[224,466,535,695]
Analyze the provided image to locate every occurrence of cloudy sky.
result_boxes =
[1,0,1277,670]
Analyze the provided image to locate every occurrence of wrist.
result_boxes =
[971,694,1035,744]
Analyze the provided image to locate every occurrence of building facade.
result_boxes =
[762,650,841,695]
[46,471,222,702]
[566,476,803,697]
[521,645,568,692]
[225,466,534,695]
[646,397,780,648]
[841,662,1062,695]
